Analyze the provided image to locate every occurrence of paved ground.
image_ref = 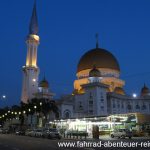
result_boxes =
[0,134,66,150]
[0,134,149,150]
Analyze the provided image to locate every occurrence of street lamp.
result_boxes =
[2,95,6,99]
[28,108,31,112]
[40,102,42,106]
[32,78,36,82]
[34,106,37,109]
[132,93,137,98]
[23,111,26,114]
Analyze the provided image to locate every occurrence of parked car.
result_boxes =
[65,130,88,138]
[110,129,132,139]
[42,128,61,139]
[15,130,25,135]
[0,128,3,134]
[2,128,10,134]
[30,129,37,137]
[34,129,43,137]
[25,129,32,136]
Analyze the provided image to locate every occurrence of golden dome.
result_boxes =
[39,78,49,88]
[114,87,125,95]
[77,48,120,73]
[106,88,111,92]
[141,84,149,96]
[89,66,101,77]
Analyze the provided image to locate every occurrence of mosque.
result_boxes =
[21,1,150,132]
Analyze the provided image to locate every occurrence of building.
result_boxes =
[21,1,53,103]
[56,37,150,135]
[20,2,150,133]
[57,38,150,120]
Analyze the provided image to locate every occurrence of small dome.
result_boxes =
[78,88,85,94]
[141,84,149,96]
[106,88,111,92]
[89,66,101,77]
[72,88,85,95]
[72,89,78,95]
[39,77,49,88]
[114,87,125,95]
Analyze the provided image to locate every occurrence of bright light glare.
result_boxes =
[2,95,6,99]
[133,93,137,98]
[32,78,36,82]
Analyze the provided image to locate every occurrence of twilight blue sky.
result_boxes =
[0,0,150,106]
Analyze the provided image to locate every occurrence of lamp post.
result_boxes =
[132,93,137,98]
[34,106,37,127]
[1,95,7,107]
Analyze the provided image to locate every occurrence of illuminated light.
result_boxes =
[32,78,36,82]
[67,119,70,122]
[23,111,26,114]
[8,111,10,113]
[29,34,40,41]
[19,112,21,115]
[2,95,6,99]
[11,112,14,114]
[15,112,17,115]
[94,117,97,120]
[40,102,42,106]
[2,115,4,117]
[5,113,7,116]
[34,106,37,109]
[0,116,1,119]
[28,109,31,112]
[76,119,80,122]
[133,93,137,98]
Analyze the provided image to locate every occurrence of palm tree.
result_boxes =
[31,98,59,127]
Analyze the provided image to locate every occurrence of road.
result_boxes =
[0,134,149,150]
[0,134,67,150]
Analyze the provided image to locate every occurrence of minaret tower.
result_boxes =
[21,1,40,103]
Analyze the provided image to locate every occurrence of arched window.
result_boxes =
[136,104,140,110]
[63,109,71,119]
[142,104,146,110]
[127,104,132,110]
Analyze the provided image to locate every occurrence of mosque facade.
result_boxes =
[57,44,150,120]
[21,2,150,130]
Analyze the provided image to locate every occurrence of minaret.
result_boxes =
[21,1,40,103]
